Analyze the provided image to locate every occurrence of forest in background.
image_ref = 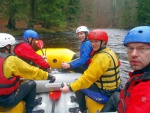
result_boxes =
[0,0,150,35]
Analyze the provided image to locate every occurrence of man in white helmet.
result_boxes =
[0,33,54,113]
[61,26,93,73]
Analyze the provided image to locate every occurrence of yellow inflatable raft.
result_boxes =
[0,102,24,113]
[86,97,104,113]
[36,48,77,69]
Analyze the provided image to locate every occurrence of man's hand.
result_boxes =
[47,74,56,83]
[47,67,52,73]
[61,62,70,69]
[60,83,70,93]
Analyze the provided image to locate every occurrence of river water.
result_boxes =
[39,28,132,87]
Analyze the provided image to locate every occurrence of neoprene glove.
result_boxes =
[47,74,56,83]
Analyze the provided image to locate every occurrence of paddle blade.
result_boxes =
[35,40,44,49]
[49,91,61,100]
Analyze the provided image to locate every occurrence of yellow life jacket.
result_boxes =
[96,50,121,91]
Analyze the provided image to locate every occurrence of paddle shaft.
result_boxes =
[40,48,45,56]
[51,100,55,113]
[35,40,46,57]
[36,40,61,113]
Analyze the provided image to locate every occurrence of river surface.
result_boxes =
[38,28,132,87]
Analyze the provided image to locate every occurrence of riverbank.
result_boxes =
[0,19,74,36]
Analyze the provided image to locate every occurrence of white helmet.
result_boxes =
[0,33,16,48]
[76,26,89,34]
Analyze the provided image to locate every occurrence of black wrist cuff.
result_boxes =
[69,86,73,91]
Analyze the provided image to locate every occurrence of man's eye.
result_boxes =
[129,47,134,50]
[139,48,145,50]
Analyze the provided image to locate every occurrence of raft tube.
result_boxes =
[86,97,104,113]
[0,102,24,113]
[36,72,81,93]
[34,72,81,113]
[36,48,78,69]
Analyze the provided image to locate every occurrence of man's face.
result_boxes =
[127,43,150,70]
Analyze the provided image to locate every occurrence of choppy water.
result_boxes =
[38,28,132,87]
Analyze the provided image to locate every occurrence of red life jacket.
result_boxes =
[118,72,150,113]
[13,39,25,51]
[86,50,95,65]
[13,40,32,63]
[0,53,20,96]
[14,40,50,69]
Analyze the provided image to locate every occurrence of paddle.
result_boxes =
[49,91,61,113]
[35,39,47,61]
[49,83,64,113]
[35,40,45,57]
[35,40,61,112]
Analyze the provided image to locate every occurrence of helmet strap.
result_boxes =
[96,41,106,53]
[30,38,34,45]
[4,45,11,54]
[25,38,34,45]
[100,41,103,50]
[83,32,88,42]
[25,38,29,43]
[85,32,88,38]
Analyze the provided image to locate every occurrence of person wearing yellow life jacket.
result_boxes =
[0,33,55,113]
[60,29,121,113]
[61,26,93,73]
[14,30,55,107]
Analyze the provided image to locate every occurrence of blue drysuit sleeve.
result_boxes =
[70,40,92,69]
